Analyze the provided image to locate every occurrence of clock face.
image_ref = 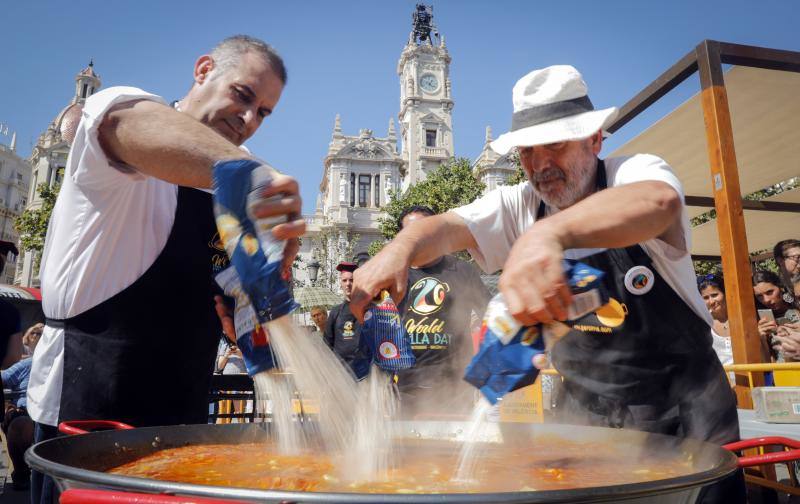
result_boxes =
[419,74,439,93]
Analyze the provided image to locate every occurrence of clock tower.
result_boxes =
[397,4,454,189]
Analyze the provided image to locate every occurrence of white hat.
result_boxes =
[490,65,619,155]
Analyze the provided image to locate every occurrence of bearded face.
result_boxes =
[518,134,600,209]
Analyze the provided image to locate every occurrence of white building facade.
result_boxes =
[296,7,518,292]
[473,126,518,193]
[16,62,101,287]
[296,11,455,292]
[296,117,404,290]
[0,133,30,285]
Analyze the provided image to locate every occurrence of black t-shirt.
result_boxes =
[396,255,491,391]
[0,298,20,364]
[323,301,362,365]
[0,298,21,421]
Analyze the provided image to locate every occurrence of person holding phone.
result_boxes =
[753,270,800,362]
[774,239,800,295]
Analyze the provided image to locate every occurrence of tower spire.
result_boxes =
[485,126,493,146]
[74,60,101,104]
[387,117,396,139]
[10,131,16,152]
[332,114,342,138]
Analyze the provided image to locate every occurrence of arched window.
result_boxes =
[374,174,380,206]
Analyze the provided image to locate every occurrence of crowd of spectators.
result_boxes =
[1,322,44,490]
[700,238,800,376]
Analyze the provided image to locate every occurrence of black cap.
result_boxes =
[336,261,357,273]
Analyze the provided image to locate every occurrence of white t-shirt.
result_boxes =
[28,86,180,426]
[451,154,712,325]
[710,328,735,382]
[711,328,734,364]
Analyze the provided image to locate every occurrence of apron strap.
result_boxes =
[45,318,66,329]
[535,159,652,267]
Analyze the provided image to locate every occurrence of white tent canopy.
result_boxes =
[610,66,800,256]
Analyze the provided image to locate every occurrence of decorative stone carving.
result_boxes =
[384,175,393,202]
[421,63,443,71]
[339,173,347,203]
[352,139,381,159]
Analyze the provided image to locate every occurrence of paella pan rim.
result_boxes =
[25,422,740,503]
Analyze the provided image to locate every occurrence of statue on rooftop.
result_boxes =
[412,4,439,45]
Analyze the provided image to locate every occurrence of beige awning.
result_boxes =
[690,188,800,256]
[610,65,800,255]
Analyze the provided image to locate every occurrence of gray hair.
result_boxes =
[210,35,287,85]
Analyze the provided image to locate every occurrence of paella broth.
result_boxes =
[109,437,695,493]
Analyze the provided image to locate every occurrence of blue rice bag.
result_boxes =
[212,159,299,375]
[354,291,416,379]
[464,260,608,404]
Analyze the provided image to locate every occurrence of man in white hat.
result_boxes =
[352,65,742,501]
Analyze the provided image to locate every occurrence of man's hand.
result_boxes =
[350,242,413,321]
[248,172,305,278]
[498,223,572,326]
[776,325,800,359]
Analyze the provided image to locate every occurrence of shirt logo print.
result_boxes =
[408,277,450,316]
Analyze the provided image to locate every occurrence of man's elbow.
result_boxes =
[97,99,157,166]
[650,182,682,221]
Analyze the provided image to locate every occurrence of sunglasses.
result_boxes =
[697,273,719,285]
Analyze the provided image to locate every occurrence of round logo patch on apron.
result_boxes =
[379,341,399,359]
[624,265,655,295]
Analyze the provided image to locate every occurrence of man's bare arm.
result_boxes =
[541,180,684,251]
[97,99,248,188]
[501,180,683,325]
[350,212,476,319]
[403,211,478,267]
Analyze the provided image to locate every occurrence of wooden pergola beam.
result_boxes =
[608,49,698,134]
[685,196,800,213]
[719,42,800,73]
[696,40,765,406]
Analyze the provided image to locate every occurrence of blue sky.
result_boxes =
[2,0,797,213]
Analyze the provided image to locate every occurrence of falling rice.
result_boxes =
[253,317,399,482]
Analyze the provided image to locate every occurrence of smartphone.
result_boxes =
[758,309,775,322]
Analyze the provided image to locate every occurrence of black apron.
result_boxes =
[48,186,226,427]
[546,161,739,445]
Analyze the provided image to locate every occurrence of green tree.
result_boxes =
[311,227,360,289]
[14,182,61,267]
[368,157,485,254]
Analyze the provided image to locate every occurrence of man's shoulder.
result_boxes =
[605,154,672,176]
[329,302,350,317]
[426,255,485,287]
[604,154,681,190]
[88,86,163,104]
[83,87,167,125]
